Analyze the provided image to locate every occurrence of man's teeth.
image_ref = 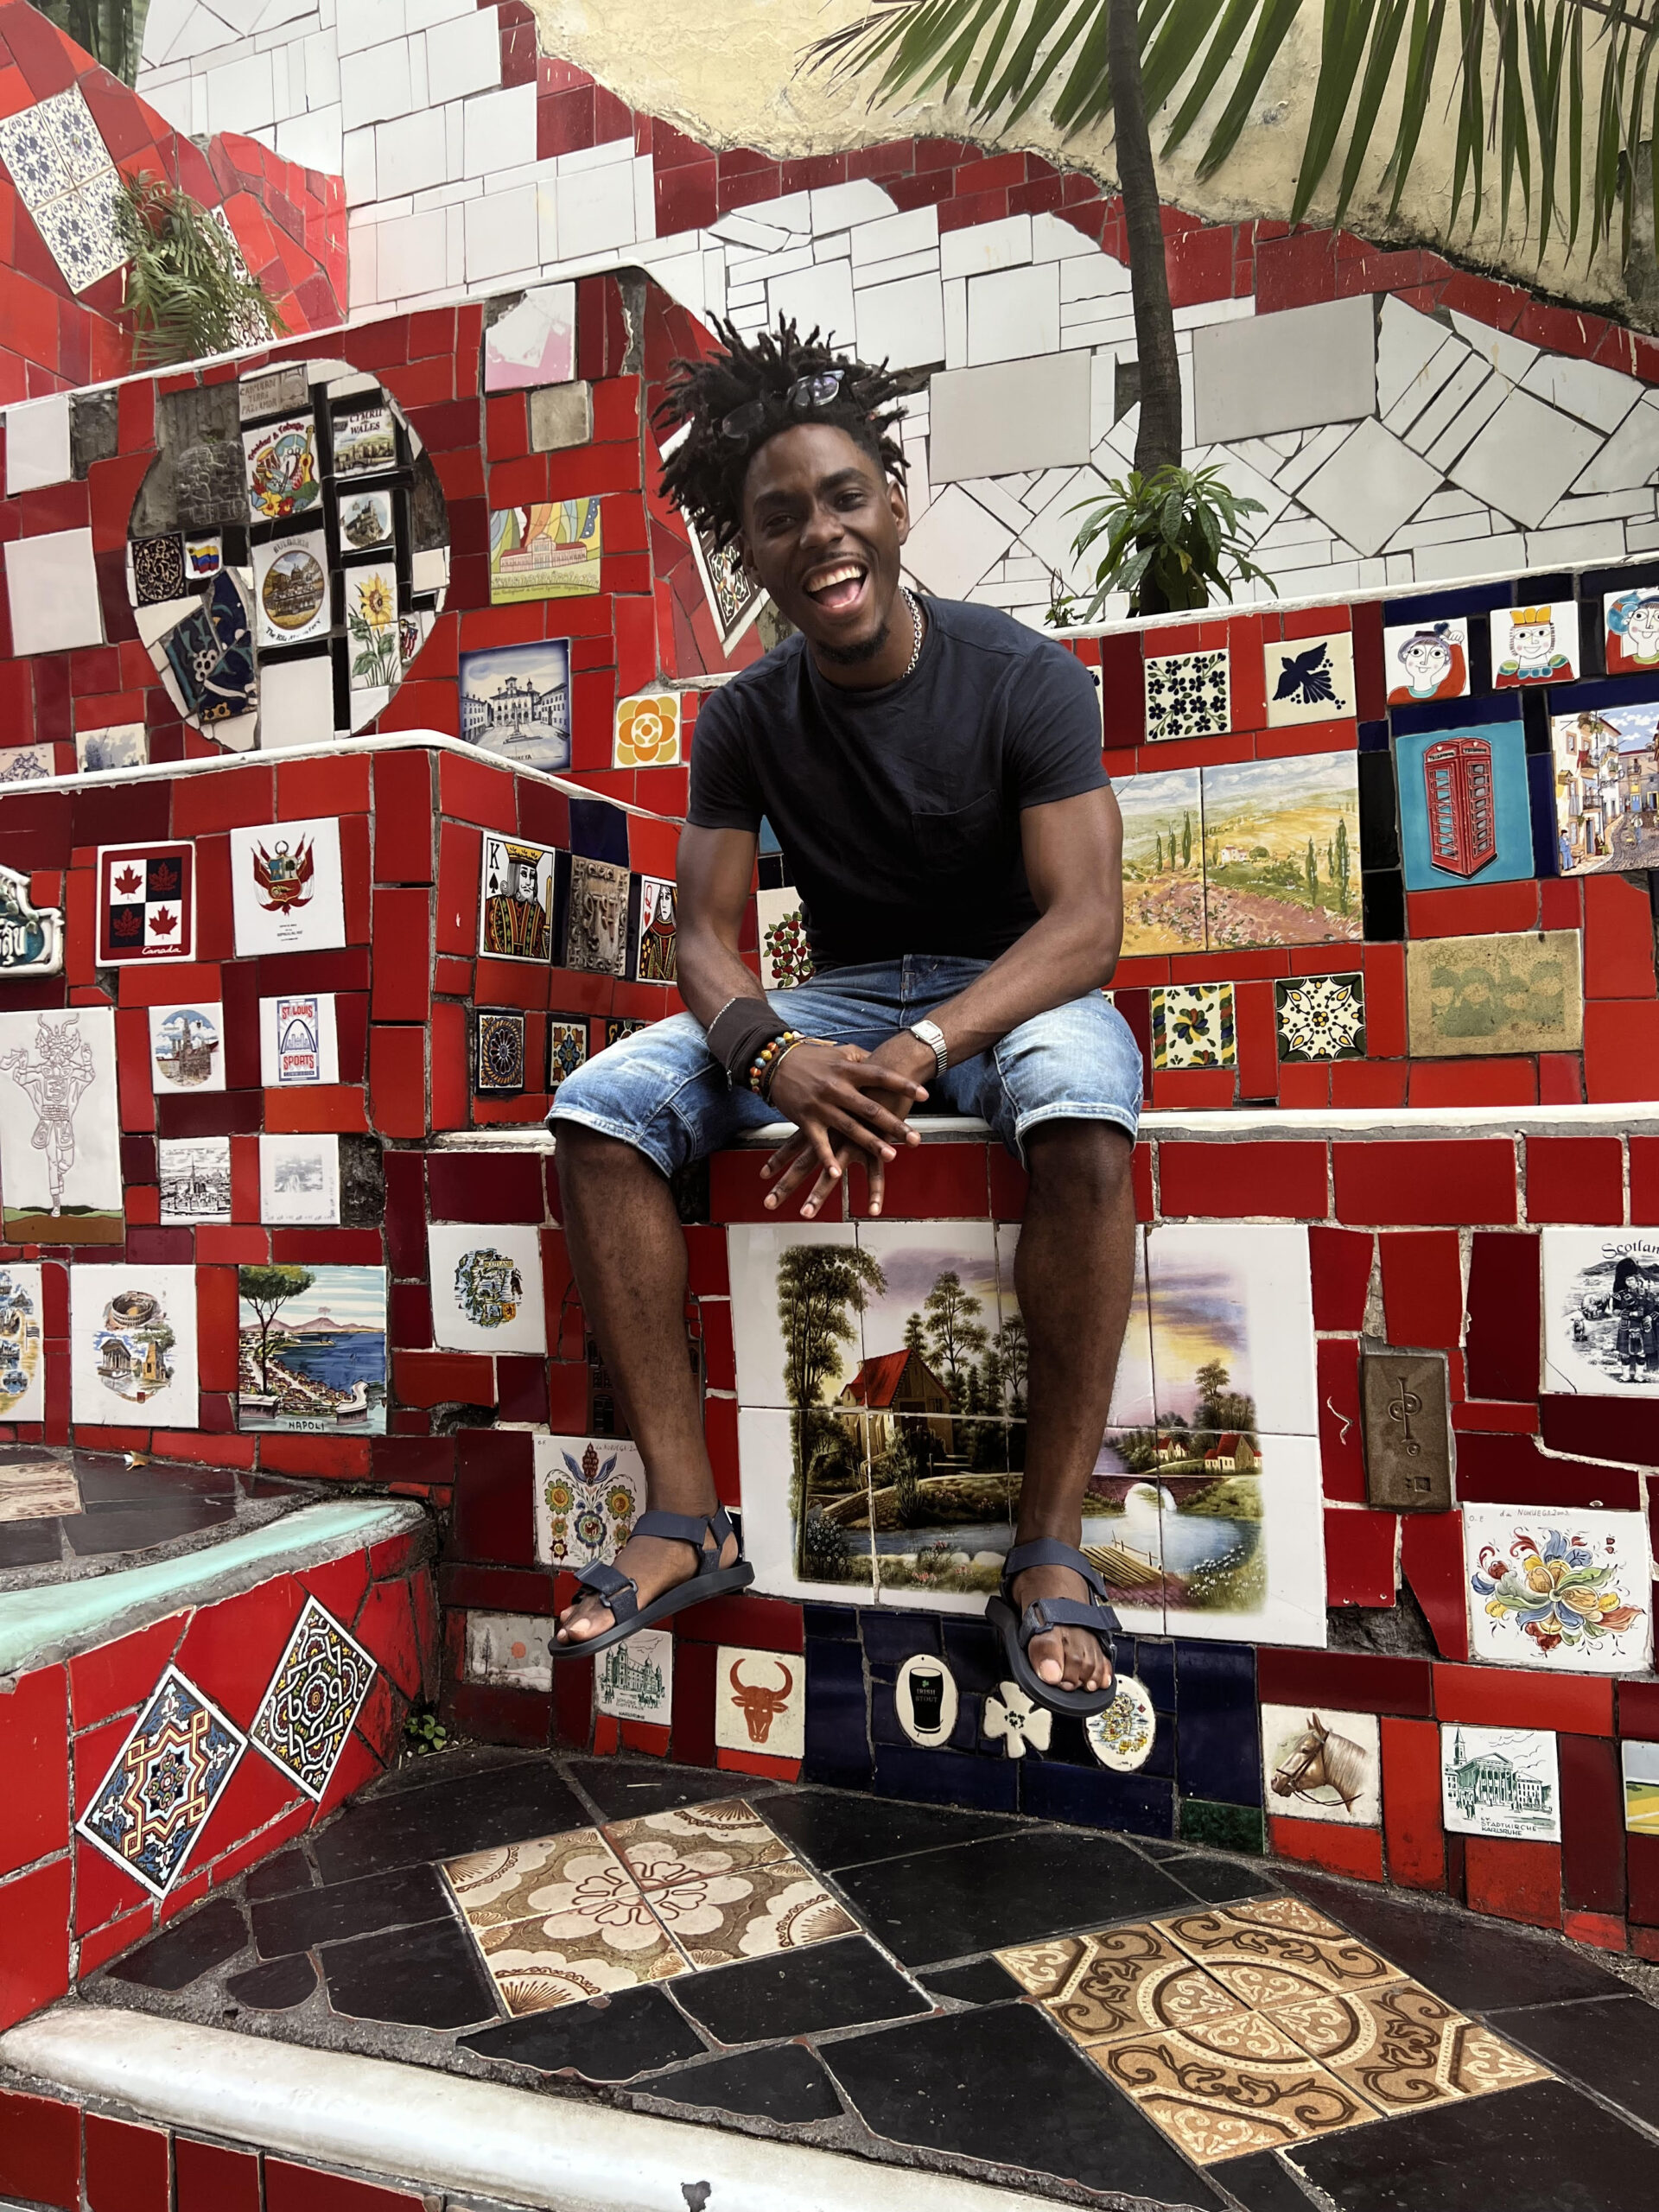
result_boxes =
[810,565,863,594]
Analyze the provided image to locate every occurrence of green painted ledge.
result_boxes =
[0,1500,425,1678]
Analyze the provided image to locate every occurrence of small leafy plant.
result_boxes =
[1063,463,1275,621]
[114,171,284,368]
[404,1708,449,1758]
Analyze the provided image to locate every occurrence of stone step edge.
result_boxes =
[0,2007,1055,2212]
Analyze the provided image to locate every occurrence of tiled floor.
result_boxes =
[0,1446,306,1580]
[86,1748,1659,2210]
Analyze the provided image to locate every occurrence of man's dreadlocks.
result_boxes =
[654,318,912,551]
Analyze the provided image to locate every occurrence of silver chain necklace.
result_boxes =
[900,588,925,680]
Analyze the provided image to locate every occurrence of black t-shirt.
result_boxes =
[686,596,1106,965]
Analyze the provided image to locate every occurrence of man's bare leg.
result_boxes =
[1007,1122,1137,1692]
[553,1128,735,1644]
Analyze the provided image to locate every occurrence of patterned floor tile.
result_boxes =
[1086,2018,1371,2163]
[603,1796,791,1883]
[1266,1980,1550,2112]
[997,1924,1247,2048]
[1154,1897,1395,2008]
[642,1848,855,1969]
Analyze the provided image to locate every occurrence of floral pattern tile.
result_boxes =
[1274,973,1366,1061]
[1263,1980,1549,2113]
[1151,983,1235,1071]
[607,1797,852,1968]
[1150,1897,1394,2008]
[604,1798,793,1885]
[0,90,126,295]
[1086,2014,1370,2163]
[1144,649,1230,742]
[998,1924,1247,2047]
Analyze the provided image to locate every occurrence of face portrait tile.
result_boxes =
[479,835,556,964]
[1384,616,1471,706]
[563,855,630,976]
[1491,600,1580,687]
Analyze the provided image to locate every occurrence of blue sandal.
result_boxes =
[551,1505,753,1660]
[986,1538,1122,1718]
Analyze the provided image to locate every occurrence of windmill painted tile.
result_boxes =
[1199,751,1361,950]
[1263,631,1356,727]
[1491,601,1580,687]
[76,1668,246,1897]
[1463,1503,1651,1673]
[249,1597,377,1800]
[1143,648,1230,742]
[1274,973,1365,1060]
[1440,1723,1560,1841]
[1151,984,1234,1070]
[1262,1705,1381,1827]
[1116,766,1205,957]
[1383,616,1471,706]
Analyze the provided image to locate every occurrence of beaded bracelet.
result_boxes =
[747,1030,808,1096]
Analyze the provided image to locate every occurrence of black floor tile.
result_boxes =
[759,1789,1015,1872]
[821,2005,1225,2205]
[670,1935,929,2045]
[72,1459,238,1503]
[569,1759,770,1821]
[1160,1852,1282,1905]
[251,1862,450,1957]
[106,1897,247,1990]
[1488,1993,1659,2126]
[225,1955,318,2012]
[311,1758,588,1882]
[1280,1870,1624,2012]
[318,1917,499,2031]
[1213,2149,1325,2210]
[647,2044,841,2125]
[367,1744,543,1798]
[461,1985,705,2081]
[1289,2076,1653,2210]
[0,1520,60,1567]
[63,1498,233,1554]
[831,1827,1195,1966]
[245,1847,314,1902]
[918,1958,1023,2005]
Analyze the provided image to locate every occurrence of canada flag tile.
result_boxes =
[97,843,194,963]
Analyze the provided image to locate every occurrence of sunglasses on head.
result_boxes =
[719,368,846,443]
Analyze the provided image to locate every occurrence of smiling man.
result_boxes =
[546,319,1143,1716]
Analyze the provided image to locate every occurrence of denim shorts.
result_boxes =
[546,954,1143,1179]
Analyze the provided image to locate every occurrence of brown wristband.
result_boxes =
[707,995,788,1084]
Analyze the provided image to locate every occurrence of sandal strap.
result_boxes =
[1002,1537,1109,1605]
[571,1558,639,1621]
[636,1505,737,1576]
[1020,1595,1116,1642]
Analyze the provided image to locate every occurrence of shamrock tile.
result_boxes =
[1274,973,1366,1061]
[1151,983,1236,1071]
[982,1681,1052,1758]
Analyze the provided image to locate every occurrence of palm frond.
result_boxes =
[114,172,286,370]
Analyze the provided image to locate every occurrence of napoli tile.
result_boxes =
[1153,1897,1395,2009]
[1262,631,1356,726]
[1263,1978,1550,2110]
[1085,2014,1370,2163]
[1152,983,1235,1070]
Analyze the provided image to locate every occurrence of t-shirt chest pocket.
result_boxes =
[909,791,1004,874]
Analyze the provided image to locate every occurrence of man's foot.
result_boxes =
[554,1524,740,1645]
[1008,1562,1115,1693]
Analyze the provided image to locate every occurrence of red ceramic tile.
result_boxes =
[427,1153,545,1223]
[68,1614,186,1731]
[1583,999,1659,1103]
[1619,1680,1659,1738]
[1150,1069,1236,1109]
[1325,1506,1396,1605]
[1563,1909,1626,1952]
[1558,1732,1624,1914]
[675,1592,804,1652]
[1156,1141,1325,1220]
[1308,1224,1371,1332]
[175,1580,304,1731]
[1537,1395,1659,1467]
[1256,1647,1433,1715]
[0,2088,79,2209]
[0,1663,68,1878]
[1399,1514,1469,1661]
[1463,1834,1561,1929]
[1583,871,1656,998]
[1377,1230,1462,1350]
[1404,880,1540,938]
[1628,1833,1659,1926]
[357,1579,422,1699]
[452,1428,535,1563]
[370,1026,426,1140]
[1316,1338,1364,1503]
[84,2113,168,2212]
[264,2162,428,2211]
[1526,1136,1623,1224]
[1332,1141,1517,1226]
[1462,1230,1539,1403]
[0,1857,70,2031]
[1379,1715,1445,1890]
[844,1140,992,1219]
[1268,1815,1383,1882]
[1276,1061,1330,1108]
[1627,1137,1659,1224]
[1408,1058,1536,1109]
[1453,1427,1638,1509]
[369,888,431,1020]
[1434,1662,1611,1735]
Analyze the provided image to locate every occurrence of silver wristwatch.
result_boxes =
[908,1019,949,1078]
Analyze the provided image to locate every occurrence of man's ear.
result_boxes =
[736,529,760,585]
[888,475,911,548]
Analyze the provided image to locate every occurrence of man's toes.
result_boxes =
[1029,1629,1065,1685]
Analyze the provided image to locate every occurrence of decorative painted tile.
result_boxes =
[478,834,556,963]
[0,1006,123,1244]
[756,887,815,988]
[1405,930,1581,1058]
[1383,616,1471,706]
[344,561,401,692]
[429,1223,548,1356]
[338,487,394,553]
[130,533,187,605]
[460,640,571,772]
[465,1611,554,1694]
[605,1800,793,1886]
[1085,1675,1157,1770]
[1262,1980,1548,2109]
[982,1681,1052,1758]
[258,1134,340,1227]
[489,499,602,602]
[563,855,630,976]
[1549,699,1659,873]
[0,99,72,207]
[236,1263,386,1436]
[254,531,329,648]
[714,1646,805,1758]
[532,1433,645,1571]
[183,534,221,580]
[1262,1706,1381,1827]
[0,743,55,785]
[45,87,113,187]
[1604,586,1659,676]
[634,876,677,983]
[160,573,257,729]
[0,1454,74,1519]
[547,1017,588,1092]
[1144,649,1230,742]
[244,416,321,523]
[613,691,682,768]
[77,722,147,773]
[595,1627,673,1723]
[1463,1503,1650,1673]
[474,1007,527,1094]
[331,402,397,479]
[739,1405,877,1600]
[997,1924,1244,2046]
[97,843,194,965]
[261,993,338,1087]
[0,861,61,976]
[686,509,766,652]
[1541,1227,1659,1397]
[0,1263,45,1422]
[158,1136,232,1224]
[1151,983,1234,1070]
[895,1652,959,1747]
[1087,2018,1369,2163]
[1491,601,1580,687]
[1622,1738,1659,1833]
[603,1016,647,1049]
[76,1667,245,1897]
[1199,752,1360,949]
[250,1597,376,1800]
[31,168,126,295]
[1263,631,1356,726]
[240,364,309,421]
[1395,721,1535,890]
[1147,1221,1317,1435]
[1116,766,1205,957]
[1274,973,1365,1061]
[69,1264,199,1426]
[230,817,346,955]
[1440,1724,1560,1840]
[1154,1897,1395,2009]
[613,1847,854,1970]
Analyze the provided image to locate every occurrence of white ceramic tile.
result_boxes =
[205,49,276,134]
[5,394,72,494]
[335,0,404,54]
[276,104,344,173]
[1400,355,1491,460]
[3,528,103,655]
[462,80,536,178]
[341,124,377,204]
[855,270,945,370]
[728,1219,865,1409]
[230,817,345,956]
[940,212,1033,280]
[1376,302,1466,427]
[1262,1705,1381,1827]
[1295,417,1443,558]
[766,260,855,348]
[258,1133,340,1226]
[70,1262,199,1427]
[901,481,1014,600]
[1464,1502,1651,1675]
[850,206,938,269]
[553,157,637,260]
[428,1221,548,1355]
[1440,1724,1560,1840]
[375,106,448,200]
[1144,1223,1316,1436]
[258,992,339,1086]
[1448,385,1602,528]
[464,184,537,282]
[1160,1433,1326,1648]
[1030,212,1101,262]
[1572,394,1659,497]
[1448,309,1539,384]
[1192,295,1376,445]
[339,38,411,130]
[715,1645,805,1758]
[257,652,336,751]
[1520,351,1641,434]
[806,179,897,231]
[966,262,1060,365]
[374,207,447,298]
